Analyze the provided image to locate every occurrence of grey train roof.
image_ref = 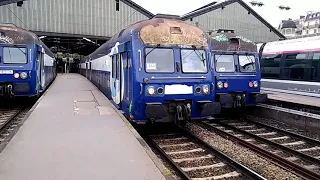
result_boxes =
[0,25,54,57]
[210,31,257,52]
[83,17,209,62]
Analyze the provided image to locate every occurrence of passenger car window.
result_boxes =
[261,54,281,79]
[214,54,235,72]
[3,47,27,64]
[284,53,309,80]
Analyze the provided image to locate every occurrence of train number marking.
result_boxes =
[0,70,13,74]
[146,63,157,70]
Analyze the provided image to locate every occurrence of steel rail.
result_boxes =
[148,127,267,180]
[244,117,320,145]
[0,109,22,131]
[197,121,320,180]
[215,119,320,165]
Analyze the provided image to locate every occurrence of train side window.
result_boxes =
[112,55,116,78]
[284,53,309,80]
[260,54,281,79]
[312,52,320,80]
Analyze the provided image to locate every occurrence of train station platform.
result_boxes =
[0,73,166,180]
[262,89,320,107]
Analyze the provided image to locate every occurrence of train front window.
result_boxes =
[239,55,256,72]
[3,47,27,64]
[145,48,174,73]
[214,54,235,72]
[181,49,207,73]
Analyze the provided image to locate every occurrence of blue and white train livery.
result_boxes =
[0,25,56,97]
[80,15,221,123]
[209,29,267,108]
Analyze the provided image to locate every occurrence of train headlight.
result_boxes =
[253,81,258,88]
[147,86,155,95]
[202,85,209,94]
[217,81,223,89]
[20,72,28,79]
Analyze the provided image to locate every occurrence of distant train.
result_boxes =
[80,15,221,124]
[0,25,56,98]
[210,30,267,108]
[258,36,320,97]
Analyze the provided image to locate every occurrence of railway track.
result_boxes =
[0,107,31,153]
[0,108,23,131]
[197,118,320,180]
[148,127,265,180]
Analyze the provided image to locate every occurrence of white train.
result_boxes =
[257,36,320,97]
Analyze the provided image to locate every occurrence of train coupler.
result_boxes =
[175,103,191,126]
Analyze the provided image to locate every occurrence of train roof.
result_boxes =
[83,17,209,62]
[0,25,55,57]
[260,36,320,54]
[210,31,257,53]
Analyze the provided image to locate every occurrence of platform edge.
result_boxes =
[86,76,176,180]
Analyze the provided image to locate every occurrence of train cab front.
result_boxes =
[0,45,35,98]
[215,79,268,108]
[213,53,268,108]
[143,83,221,123]
[133,46,221,124]
[0,71,34,98]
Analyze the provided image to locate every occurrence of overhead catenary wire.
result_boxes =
[6,6,29,30]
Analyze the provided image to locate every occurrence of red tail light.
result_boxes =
[249,82,253,88]
[223,82,228,88]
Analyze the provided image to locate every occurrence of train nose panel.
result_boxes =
[251,93,268,103]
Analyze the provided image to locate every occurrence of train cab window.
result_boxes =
[3,47,27,64]
[214,54,235,72]
[145,48,174,73]
[238,55,256,72]
[260,54,281,79]
[181,49,207,73]
[284,53,309,80]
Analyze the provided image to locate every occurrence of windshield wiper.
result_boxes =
[191,45,206,66]
[13,45,26,56]
[145,44,160,58]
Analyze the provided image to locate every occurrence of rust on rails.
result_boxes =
[197,120,320,180]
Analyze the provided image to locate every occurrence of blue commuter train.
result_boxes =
[209,30,267,108]
[0,25,56,98]
[80,15,221,124]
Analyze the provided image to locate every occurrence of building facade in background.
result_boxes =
[279,11,320,39]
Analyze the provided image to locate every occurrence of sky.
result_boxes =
[132,0,320,28]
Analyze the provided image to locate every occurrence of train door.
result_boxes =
[36,52,41,92]
[85,62,88,78]
[89,62,92,81]
[40,53,45,89]
[36,52,45,91]
[115,54,122,105]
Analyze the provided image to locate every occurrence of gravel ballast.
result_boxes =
[186,123,301,180]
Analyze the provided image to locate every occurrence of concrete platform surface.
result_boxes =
[263,90,320,107]
[0,74,165,180]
